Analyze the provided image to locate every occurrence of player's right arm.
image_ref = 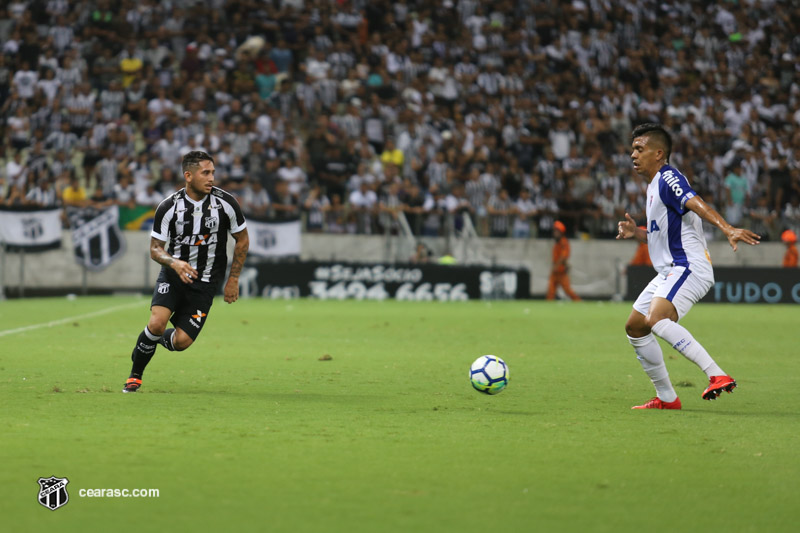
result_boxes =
[617,213,647,243]
[150,197,198,283]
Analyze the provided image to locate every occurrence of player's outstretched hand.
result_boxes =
[726,228,761,252]
[224,277,239,303]
[616,213,637,240]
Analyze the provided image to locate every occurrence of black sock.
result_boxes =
[129,327,161,379]
[159,328,176,351]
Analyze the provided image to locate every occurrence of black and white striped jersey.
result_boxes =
[151,187,247,285]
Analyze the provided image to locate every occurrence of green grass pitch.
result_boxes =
[1,296,799,532]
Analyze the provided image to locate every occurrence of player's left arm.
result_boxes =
[224,228,249,303]
[685,196,760,252]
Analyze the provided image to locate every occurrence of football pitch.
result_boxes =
[1,296,798,532]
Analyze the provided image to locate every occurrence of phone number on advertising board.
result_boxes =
[308,281,469,301]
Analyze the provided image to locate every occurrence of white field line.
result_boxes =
[0,301,141,338]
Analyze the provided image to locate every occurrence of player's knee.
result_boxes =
[173,337,193,351]
[625,319,649,338]
[644,314,673,330]
[173,330,194,351]
[147,311,170,336]
[146,321,167,337]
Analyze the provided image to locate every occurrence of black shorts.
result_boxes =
[150,269,217,341]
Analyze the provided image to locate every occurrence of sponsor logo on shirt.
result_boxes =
[174,233,219,246]
[661,170,684,197]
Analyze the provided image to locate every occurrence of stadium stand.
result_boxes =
[1,0,799,241]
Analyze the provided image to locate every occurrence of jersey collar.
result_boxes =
[182,188,208,205]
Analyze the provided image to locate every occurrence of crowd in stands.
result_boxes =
[1,0,800,241]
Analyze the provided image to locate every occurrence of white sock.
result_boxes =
[651,319,724,378]
[628,333,678,402]
[143,327,162,341]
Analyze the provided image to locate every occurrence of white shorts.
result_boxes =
[633,265,714,320]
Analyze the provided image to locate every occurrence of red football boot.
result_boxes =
[122,378,142,393]
[702,375,737,400]
[631,397,682,410]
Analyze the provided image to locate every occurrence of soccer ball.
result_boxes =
[469,355,509,395]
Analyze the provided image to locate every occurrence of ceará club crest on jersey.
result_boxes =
[204,215,219,231]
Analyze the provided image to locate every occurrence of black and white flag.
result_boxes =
[247,218,302,258]
[0,206,62,251]
[67,205,126,270]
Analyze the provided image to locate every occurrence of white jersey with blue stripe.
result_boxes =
[646,164,712,274]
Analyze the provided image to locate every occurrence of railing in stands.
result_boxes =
[455,214,490,265]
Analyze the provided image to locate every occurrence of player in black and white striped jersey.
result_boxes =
[123,151,249,393]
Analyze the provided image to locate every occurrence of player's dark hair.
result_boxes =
[182,151,215,174]
[631,123,672,163]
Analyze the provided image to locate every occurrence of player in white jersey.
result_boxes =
[617,123,760,410]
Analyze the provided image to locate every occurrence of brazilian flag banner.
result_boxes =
[118,205,156,230]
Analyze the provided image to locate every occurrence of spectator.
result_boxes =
[270,38,294,74]
[112,173,137,208]
[748,195,778,242]
[487,188,514,238]
[151,129,183,172]
[89,184,115,208]
[380,138,404,169]
[512,188,536,239]
[303,184,330,233]
[4,151,27,190]
[349,181,378,234]
[782,194,800,238]
[241,178,272,218]
[278,155,307,199]
[724,163,749,226]
[548,119,575,162]
[45,122,79,154]
[325,193,347,234]
[378,181,404,233]
[154,167,180,197]
[421,185,446,237]
[12,60,37,100]
[25,177,58,207]
[4,183,25,206]
[62,174,88,207]
[135,183,164,208]
[119,40,144,88]
[272,180,300,221]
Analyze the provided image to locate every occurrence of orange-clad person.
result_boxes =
[629,226,653,267]
[546,220,581,301]
[782,230,798,267]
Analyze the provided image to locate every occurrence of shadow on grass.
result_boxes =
[143,389,386,403]
[683,409,799,418]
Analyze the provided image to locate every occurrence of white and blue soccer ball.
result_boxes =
[469,355,509,395]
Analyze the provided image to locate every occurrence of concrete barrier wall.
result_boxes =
[0,231,786,298]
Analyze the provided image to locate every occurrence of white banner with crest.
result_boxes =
[0,206,62,250]
[247,218,301,258]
